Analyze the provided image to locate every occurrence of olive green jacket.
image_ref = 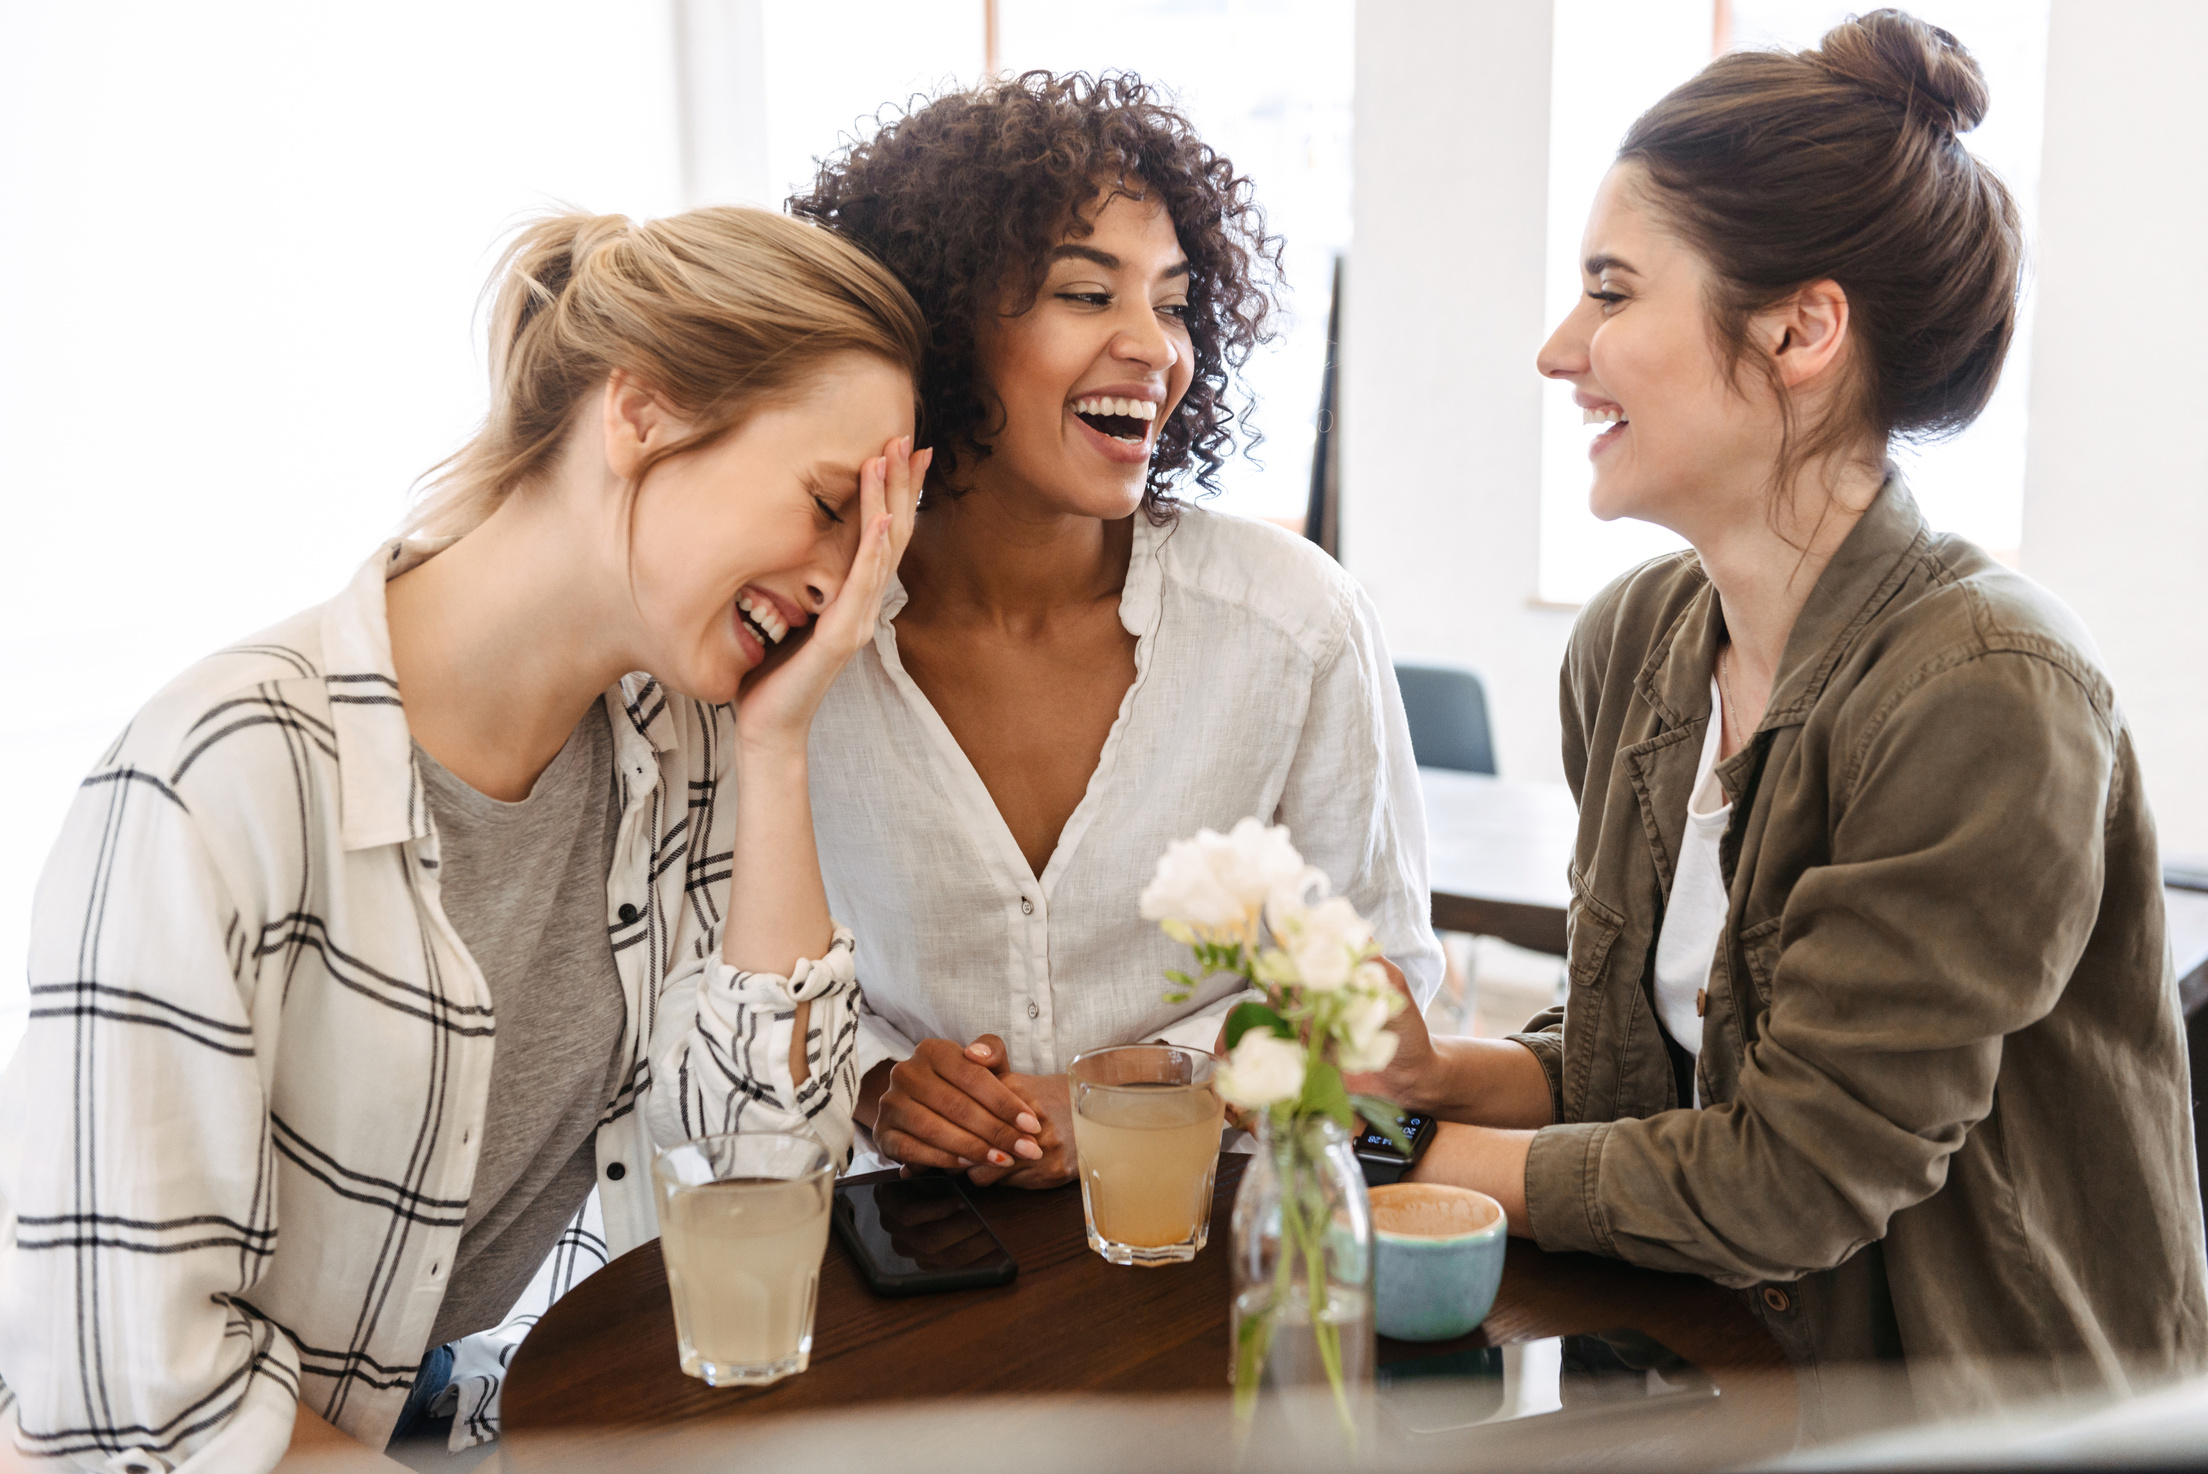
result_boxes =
[1514,480,2208,1424]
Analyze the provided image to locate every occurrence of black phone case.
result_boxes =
[831,1178,1020,1296]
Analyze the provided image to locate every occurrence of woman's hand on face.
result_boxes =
[875,1035,1045,1175]
[1340,958,1441,1117]
[959,1039,1076,1190]
[734,436,928,754]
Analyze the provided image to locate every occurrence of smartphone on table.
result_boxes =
[832,1174,1019,1296]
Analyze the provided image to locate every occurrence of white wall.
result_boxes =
[1344,0,1576,783]
[2023,0,2208,862]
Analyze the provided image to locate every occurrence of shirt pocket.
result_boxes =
[1738,915,1783,1008]
[1562,869,1628,1120]
[1566,868,1627,992]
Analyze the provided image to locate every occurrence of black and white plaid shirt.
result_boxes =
[0,541,862,1471]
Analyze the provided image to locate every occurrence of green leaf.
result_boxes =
[1223,1001,1293,1051]
[1348,1094,1413,1153]
[1299,1060,1356,1130]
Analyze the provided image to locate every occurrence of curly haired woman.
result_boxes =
[788,72,1443,1189]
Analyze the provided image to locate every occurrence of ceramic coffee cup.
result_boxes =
[1369,1182,1508,1342]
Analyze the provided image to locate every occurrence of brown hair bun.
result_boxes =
[1810,8,1989,134]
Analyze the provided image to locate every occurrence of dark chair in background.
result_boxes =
[1395,662,1497,776]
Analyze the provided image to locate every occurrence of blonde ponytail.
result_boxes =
[408,205,925,539]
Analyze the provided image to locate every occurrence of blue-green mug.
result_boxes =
[1370,1183,1508,1342]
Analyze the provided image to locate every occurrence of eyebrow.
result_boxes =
[1048,244,1192,279]
[1584,253,1640,276]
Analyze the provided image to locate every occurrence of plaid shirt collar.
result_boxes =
[322,539,680,853]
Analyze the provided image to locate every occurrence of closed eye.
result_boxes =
[812,493,845,526]
[1587,290,1627,306]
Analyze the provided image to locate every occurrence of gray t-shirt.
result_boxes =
[416,702,627,1346]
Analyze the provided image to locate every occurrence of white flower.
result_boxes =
[1216,1030,1307,1110]
[1272,896,1374,992]
[1336,1028,1400,1074]
[1338,979,1397,1049]
[1140,818,1311,933]
[1333,961,1407,1073]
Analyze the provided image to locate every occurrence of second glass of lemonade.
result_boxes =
[1067,1043,1225,1266]
[652,1131,833,1386]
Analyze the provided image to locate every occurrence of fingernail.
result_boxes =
[1014,1139,1043,1161]
[902,434,913,454]
[1016,1112,1041,1134]
[956,1156,974,1168]
[967,1043,991,1060]
[988,1149,1013,1167]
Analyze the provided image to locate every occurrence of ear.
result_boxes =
[1758,279,1852,391]
[600,370,675,483]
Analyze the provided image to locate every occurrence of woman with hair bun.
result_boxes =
[1362,9,2208,1424]
[788,72,1443,1189]
[0,206,928,1467]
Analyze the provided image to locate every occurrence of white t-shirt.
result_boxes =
[1651,676,1733,1105]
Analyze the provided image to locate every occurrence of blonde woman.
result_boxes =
[0,207,928,1470]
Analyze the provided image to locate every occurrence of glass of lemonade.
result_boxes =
[652,1131,833,1386]
[1067,1043,1226,1266]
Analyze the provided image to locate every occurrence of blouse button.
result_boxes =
[618,903,640,925]
[607,1162,627,1181]
[1026,1001,1040,1019]
[1020,898,1034,915]
[1762,1287,1791,1313]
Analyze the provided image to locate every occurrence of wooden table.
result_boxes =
[503,1154,1791,1471]
[1421,769,1577,955]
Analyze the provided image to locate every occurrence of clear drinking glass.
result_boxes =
[653,1131,833,1386]
[1067,1043,1226,1265]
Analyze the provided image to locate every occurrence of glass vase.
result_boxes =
[1228,1113,1375,1438]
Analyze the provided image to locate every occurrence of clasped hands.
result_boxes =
[865,1036,1076,1188]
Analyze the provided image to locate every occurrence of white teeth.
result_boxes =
[1581,406,1626,425]
[1072,395,1159,421]
[739,593,789,645]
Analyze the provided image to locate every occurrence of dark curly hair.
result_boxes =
[788,70,1282,519]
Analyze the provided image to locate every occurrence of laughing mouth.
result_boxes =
[1072,394,1158,444]
[1583,406,1627,429]
[737,591,788,649]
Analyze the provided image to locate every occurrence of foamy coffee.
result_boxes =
[1369,1182,1498,1239]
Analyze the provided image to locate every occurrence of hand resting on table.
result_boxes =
[864,1037,1046,1177]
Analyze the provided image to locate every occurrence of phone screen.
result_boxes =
[832,1176,1018,1295]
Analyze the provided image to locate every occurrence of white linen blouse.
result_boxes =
[808,505,1445,1089]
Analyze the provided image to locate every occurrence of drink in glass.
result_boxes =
[1068,1043,1225,1265]
[652,1131,833,1385]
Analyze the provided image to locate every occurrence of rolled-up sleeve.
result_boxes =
[1524,651,2114,1285]
[647,927,865,1169]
